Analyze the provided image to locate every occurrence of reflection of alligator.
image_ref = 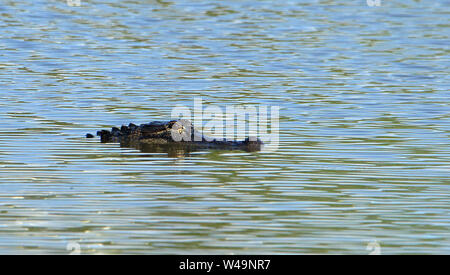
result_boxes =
[89,119,262,154]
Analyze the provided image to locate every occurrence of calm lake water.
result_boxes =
[0,0,449,254]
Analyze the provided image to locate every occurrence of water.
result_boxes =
[0,0,449,254]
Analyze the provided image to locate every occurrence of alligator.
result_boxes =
[88,119,262,154]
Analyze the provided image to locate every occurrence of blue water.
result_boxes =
[0,0,449,254]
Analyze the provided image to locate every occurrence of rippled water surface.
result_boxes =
[0,0,449,254]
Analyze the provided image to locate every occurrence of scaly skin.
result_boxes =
[93,119,262,152]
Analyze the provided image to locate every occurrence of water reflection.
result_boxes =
[0,0,449,254]
[117,140,261,158]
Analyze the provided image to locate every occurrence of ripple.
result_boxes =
[0,0,449,254]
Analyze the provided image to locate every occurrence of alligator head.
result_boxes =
[92,119,263,154]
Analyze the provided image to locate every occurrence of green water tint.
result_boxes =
[0,1,448,254]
